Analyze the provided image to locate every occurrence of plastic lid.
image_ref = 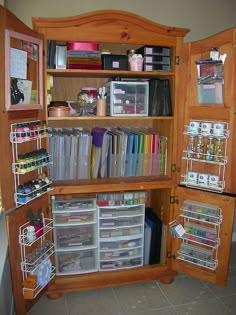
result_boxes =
[81,87,97,91]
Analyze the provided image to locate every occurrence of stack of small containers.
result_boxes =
[66,42,102,70]
[137,45,171,72]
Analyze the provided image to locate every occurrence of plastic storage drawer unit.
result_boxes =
[103,81,149,116]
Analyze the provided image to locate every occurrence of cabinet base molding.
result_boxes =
[46,265,177,298]
[46,292,63,300]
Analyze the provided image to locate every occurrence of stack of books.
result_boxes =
[66,41,102,70]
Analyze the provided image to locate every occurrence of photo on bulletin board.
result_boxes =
[4,29,43,111]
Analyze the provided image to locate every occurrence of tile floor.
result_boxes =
[27,242,236,315]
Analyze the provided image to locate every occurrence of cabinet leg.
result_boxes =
[159,277,174,284]
[46,293,63,300]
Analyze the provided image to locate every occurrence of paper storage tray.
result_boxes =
[137,45,171,56]
[55,248,97,275]
[54,224,96,249]
[52,198,96,212]
[99,256,143,271]
[99,205,144,218]
[99,226,143,239]
[181,200,222,224]
[103,81,149,116]
[53,210,96,225]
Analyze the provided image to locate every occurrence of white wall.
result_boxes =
[6,0,236,42]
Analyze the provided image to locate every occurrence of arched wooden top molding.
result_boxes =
[33,10,190,45]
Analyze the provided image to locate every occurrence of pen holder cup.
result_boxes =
[96,99,106,116]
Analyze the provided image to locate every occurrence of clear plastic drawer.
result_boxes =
[55,248,97,275]
[54,224,96,249]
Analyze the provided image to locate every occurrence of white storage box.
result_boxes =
[103,81,149,116]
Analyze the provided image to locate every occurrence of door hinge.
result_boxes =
[171,164,180,172]
[167,251,176,259]
[175,56,184,65]
[170,196,179,204]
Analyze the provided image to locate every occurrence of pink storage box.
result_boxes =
[67,41,99,51]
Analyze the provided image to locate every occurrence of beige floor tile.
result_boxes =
[27,294,68,315]
[65,288,124,315]
[229,242,236,267]
[158,275,215,306]
[173,298,230,315]
[204,269,236,297]
[123,307,176,315]
[113,281,170,313]
[219,294,236,313]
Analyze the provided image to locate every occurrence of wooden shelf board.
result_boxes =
[48,116,174,121]
[47,69,175,78]
[50,177,173,195]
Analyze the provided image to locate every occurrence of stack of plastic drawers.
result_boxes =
[97,199,145,271]
[52,197,98,275]
[103,81,149,116]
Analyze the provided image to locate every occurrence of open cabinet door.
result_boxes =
[170,186,235,287]
[6,195,55,315]
[0,6,53,315]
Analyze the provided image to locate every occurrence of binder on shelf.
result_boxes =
[100,131,109,178]
[159,136,167,175]
[124,131,134,177]
[151,131,159,175]
[69,131,79,180]
[136,131,144,176]
[149,79,172,116]
[78,130,92,179]
[91,127,107,179]
[47,40,56,69]
[145,207,162,264]
[144,221,152,264]
[107,130,118,178]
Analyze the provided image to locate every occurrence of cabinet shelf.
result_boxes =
[50,176,172,195]
[48,116,174,122]
[47,69,175,79]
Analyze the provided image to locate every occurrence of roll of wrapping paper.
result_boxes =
[159,136,167,175]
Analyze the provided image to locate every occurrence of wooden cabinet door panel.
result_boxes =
[6,195,51,315]
[170,186,235,287]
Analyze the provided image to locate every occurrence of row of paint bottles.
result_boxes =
[187,136,223,162]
